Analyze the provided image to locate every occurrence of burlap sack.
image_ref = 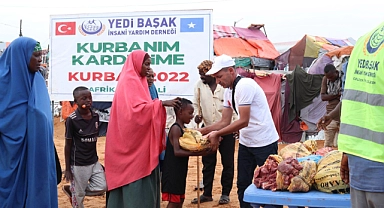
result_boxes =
[313,150,349,193]
[279,142,311,160]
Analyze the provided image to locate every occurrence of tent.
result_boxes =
[308,46,354,75]
[213,24,280,69]
[238,66,326,143]
[275,35,354,71]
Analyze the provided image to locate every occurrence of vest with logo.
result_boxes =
[338,22,384,163]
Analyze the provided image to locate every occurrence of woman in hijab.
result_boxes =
[105,50,180,207]
[0,37,58,207]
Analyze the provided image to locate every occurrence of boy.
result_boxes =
[161,98,211,208]
[63,86,107,208]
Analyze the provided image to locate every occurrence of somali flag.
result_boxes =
[180,18,204,32]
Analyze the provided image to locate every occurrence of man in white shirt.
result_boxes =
[200,54,280,208]
[191,60,236,205]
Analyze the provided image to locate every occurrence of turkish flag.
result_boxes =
[55,22,76,35]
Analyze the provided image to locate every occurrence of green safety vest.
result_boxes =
[339,21,384,163]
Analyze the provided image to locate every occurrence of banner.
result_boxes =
[49,10,213,101]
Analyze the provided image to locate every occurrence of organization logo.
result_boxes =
[55,22,76,36]
[364,25,384,56]
[78,19,105,36]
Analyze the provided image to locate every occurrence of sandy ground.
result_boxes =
[55,117,324,208]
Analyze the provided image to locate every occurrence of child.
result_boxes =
[161,98,211,208]
[63,86,107,208]
[147,67,158,100]
[146,67,167,172]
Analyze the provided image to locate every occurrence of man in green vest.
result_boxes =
[318,22,384,207]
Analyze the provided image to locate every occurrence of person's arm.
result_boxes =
[317,102,342,130]
[321,94,340,101]
[340,153,349,184]
[206,105,249,151]
[206,81,254,151]
[199,107,233,135]
[329,101,341,119]
[320,76,340,101]
[169,126,210,157]
[216,105,250,136]
[162,97,181,109]
[63,138,73,182]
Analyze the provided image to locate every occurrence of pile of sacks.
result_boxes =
[254,140,349,194]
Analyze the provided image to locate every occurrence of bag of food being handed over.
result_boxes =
[179,129,210,152]
[314,150,350,193]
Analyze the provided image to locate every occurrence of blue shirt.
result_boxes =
[348,154,384,192]
[149,84,158,100]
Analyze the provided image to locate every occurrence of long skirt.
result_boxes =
[107,166,160,208]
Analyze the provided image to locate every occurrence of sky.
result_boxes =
[0,0,383,48]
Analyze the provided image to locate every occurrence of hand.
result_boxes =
[340,153,349,184]
[198,127,209,136]
[207,131,220,151]
[162,98,181,109]
[195,115,203,124]
[316,115,332,130]
[63,170,73,182]
[233,131,239,140]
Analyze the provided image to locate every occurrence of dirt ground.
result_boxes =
[54,117,324,208]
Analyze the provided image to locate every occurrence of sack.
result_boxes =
[179,129,210,152]
[279,142,311,160]
[313,150,350,193]
[288,160,317,192]
[303,140,318,154]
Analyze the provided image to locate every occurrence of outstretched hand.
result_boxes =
[317,115,332,130]
[206,131,222,152]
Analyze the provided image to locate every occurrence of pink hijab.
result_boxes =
[105,50,166,190]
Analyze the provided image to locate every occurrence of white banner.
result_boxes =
[49,10,213,101]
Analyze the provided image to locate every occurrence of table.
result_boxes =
[244,184,351,208]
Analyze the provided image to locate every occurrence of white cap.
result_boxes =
[206,54,235,75]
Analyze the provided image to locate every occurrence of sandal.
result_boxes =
[191,195,213,204]
[219,195,230,204]
[62,185,73,206]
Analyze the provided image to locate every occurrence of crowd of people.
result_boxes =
[1,21,383,208]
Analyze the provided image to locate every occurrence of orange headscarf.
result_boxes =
[105,50,166,190]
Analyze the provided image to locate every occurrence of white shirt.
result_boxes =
[223,77,279,147]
